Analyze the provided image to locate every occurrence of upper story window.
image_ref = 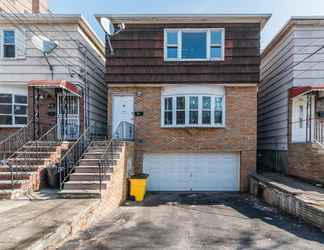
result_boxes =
[164,28,225,61]
[0,93,27,127]
[3,30,16,58]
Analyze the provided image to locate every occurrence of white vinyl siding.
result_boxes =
[164,28,225,61]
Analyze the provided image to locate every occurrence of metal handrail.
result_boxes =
[0,119,35,161]
[58,122,96,190]
[98,121,131,198]
[5,122,61,191]
[38,123,59,142]
[113,121,134,141]
[314,119,324,147]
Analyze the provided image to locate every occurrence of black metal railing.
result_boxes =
[6,123,61,190]
[113,121,134,141]
[314,119,324,146]
[98,139,114,199]
[98,121,131,198]
[0,119,35,161]
[58,122,96,190]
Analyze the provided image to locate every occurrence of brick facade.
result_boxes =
[108,85,257,192]
[288,143,324,184]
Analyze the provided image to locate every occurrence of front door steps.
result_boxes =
[59,141,124,199]
[0,141,67,200]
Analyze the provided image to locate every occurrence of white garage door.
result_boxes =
[143,153,240,191]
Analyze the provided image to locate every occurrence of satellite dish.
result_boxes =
[32,35,58,55]
[100,17,115,36]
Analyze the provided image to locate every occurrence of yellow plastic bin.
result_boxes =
[129,174,149,202]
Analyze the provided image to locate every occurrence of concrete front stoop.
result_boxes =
[0,141,70,200]
[250,173,324,231]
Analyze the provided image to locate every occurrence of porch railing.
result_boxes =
[5,122,61,191]
[314,119,324,146]
[57,122,96,190]
[98,121,131,199]
[0,119,36,161]
[113,121,134,141]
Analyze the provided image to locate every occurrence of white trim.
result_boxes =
[0,93,28,127]
[108,83,257,87]
[95,14,271,29]
[164,28,225,61]
[1,29,16,59]
[161,94,225,128]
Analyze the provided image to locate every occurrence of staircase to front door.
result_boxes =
[59,140,124,199]
[0,141,65,199]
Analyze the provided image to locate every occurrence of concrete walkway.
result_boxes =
[0,194,99,250]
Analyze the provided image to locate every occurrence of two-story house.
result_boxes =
[258,17,324,184]
[97,14,271,192]
[0,0,107,141]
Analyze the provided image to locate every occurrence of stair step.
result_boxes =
[74,166,114,173]
[0,180,25,189]
[70,173,111,181]
[21,145,57,152]
[26,141,62,146]
[14,152,52,158]
[83,153,120,159]
[58,190,100,199]
[0,172,32,180]
[79,159,118,166]
[0,190,13,200]
[0,165,41,172]
[63,181,108,190]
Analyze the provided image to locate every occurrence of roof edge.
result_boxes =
[0,14,105,56]
[262,16,324,58]
[95,13,271,29]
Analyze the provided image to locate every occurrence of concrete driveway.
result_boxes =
[58,193,324,250]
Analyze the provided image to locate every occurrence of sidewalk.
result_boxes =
[251,173,324,230]
[0,192,99,250]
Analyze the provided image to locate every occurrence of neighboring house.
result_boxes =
[97,14,271,192]
[0,0,107,141]
[258,17,324,184]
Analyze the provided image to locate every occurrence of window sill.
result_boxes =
[0,125,27,128]
[164,58,225,62]
[161,125,225,129]
[0,57,27,61]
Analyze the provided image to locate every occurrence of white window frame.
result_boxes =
[2,29,16,59]
[164,28,225,61]
[161,94,225,128]
[0,93,28,128]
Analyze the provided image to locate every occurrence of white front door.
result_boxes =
[143,153,240,191]
[112,95,134,136]
[57,94,80,140]
[292,96,315,143]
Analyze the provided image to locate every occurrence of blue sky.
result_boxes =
[49,0,324,49]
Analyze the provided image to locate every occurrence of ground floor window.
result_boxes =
[0,93,27,126]
[161,94,225,127]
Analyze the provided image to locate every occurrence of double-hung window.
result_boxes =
[3,30,16,58]
[164,28,225,61]
[0,94,28,126]
[162,95,225,127]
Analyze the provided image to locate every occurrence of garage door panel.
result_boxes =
[143,153,240,192]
